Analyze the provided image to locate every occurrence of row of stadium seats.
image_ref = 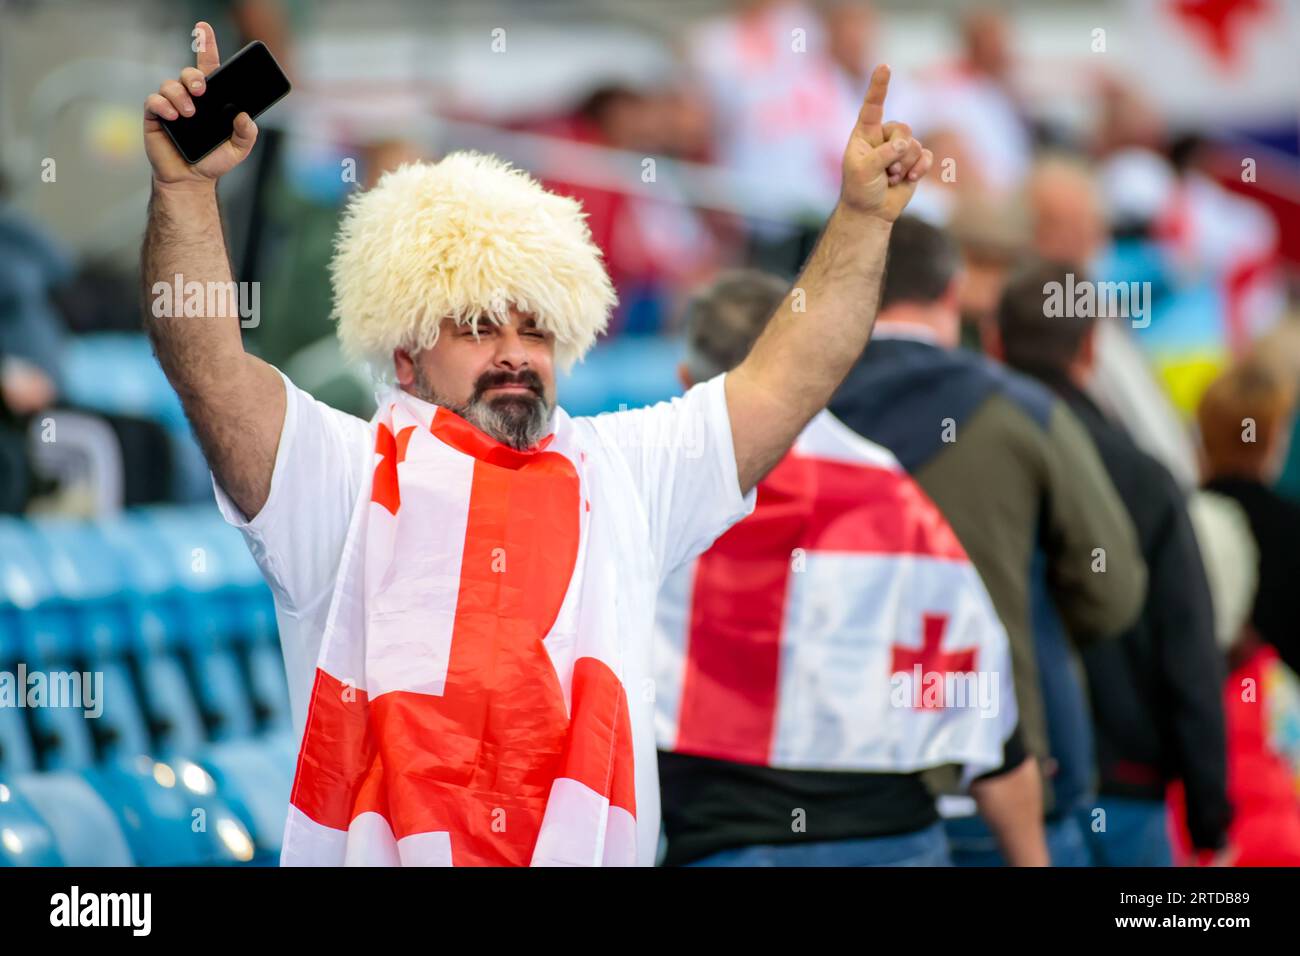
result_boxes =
[63,331,685,424]
[0,506,295,866]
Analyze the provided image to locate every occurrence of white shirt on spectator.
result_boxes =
[212,370,757,861]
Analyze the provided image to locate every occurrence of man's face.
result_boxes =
[1030,176,1104,265]
[394,308,559,450]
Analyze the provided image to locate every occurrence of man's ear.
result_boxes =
[393,348,417,387]
[942,274,963,312]
[981,317,1004,361]
[1078,323,1098,373]
[677,361,694,391]
[1266,419,1292,483]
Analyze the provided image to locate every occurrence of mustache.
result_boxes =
[473,369,544,401]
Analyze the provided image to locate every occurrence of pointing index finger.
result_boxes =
[856,64,891,144]
[194,21,220,75]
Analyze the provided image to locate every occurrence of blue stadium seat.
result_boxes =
[0,520,95,770]
[61,332,212,502]
[107,508,295,857]
[0,707,35,776]
[10,772,133,866]
[0,559,136,868]
[191,512,291,733]
[0,779,64,866]
[247,641,293,735]
[61,334,190,432]
[128,510,259,739]
[558,336,682,417]
[0,522,42,775]
[7,517,260,865]
[201,737,294,855]
[5,502,299,864]
[80,756,257,865]
[120,509,296,857]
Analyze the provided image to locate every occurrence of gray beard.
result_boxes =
[412,371,553,451]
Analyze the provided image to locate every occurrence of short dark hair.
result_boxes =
[996,260,1095,376]
[681,269,789,381]
[879,216,962,311]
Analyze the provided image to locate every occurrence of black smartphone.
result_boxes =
[160,40,291,164]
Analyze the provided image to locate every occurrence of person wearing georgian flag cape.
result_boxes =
[654,270,1045,867]
[140,21,934,866]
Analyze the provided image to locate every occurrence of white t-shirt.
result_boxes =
[214,369,756,861]
[688,4,848,231]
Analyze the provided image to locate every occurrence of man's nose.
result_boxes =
[493,328,528,368]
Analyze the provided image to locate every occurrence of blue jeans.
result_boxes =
[1079,796,1173,867]
[684,821,952,867]
[944,811,1091,867]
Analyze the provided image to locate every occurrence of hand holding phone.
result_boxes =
[143,21,290,188]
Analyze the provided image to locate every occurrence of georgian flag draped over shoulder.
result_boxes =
[281,393,636,867]
[655,411,1016,776]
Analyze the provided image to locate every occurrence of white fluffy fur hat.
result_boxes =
[330,151,616,374]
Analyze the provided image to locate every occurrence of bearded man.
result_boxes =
[141,21,932,866]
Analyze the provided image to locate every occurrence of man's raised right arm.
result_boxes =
[141,20,284,520]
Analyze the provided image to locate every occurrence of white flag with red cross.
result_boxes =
[281,392,637,867]
[654,411,1016,777]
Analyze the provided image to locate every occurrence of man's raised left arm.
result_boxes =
[725,65,932,494]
